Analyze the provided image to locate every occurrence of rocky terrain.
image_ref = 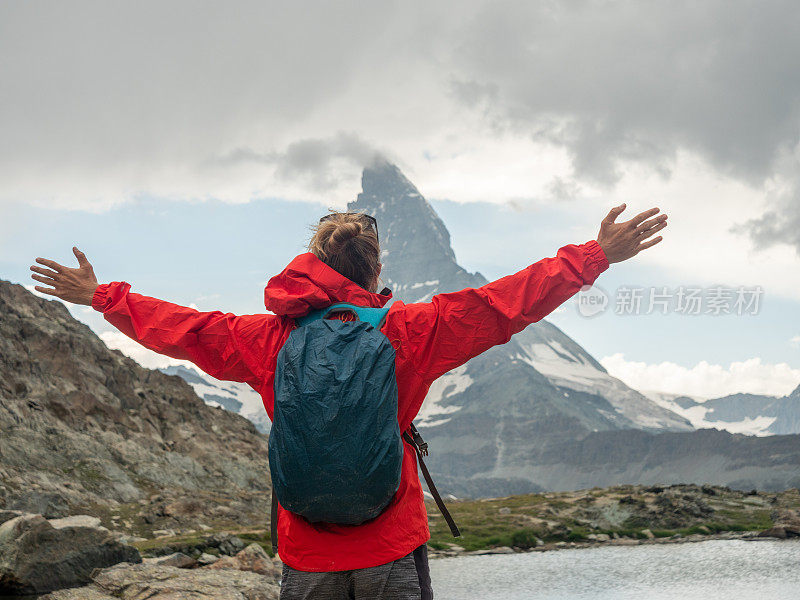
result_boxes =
[0,279,271,541]
[123,484,799,564]
[424,483,800,555]
[0,511,140,594]
[0,507,281,598]
[43,542,282,600]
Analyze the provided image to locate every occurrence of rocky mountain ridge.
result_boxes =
[649,387,800,436]
[0,279,270,532]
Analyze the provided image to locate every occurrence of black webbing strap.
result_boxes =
[403,424,461,538]
[270,488,278,553]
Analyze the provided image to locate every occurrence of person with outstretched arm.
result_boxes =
[30,204,666,600]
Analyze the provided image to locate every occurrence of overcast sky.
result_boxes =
[2,1,799,398]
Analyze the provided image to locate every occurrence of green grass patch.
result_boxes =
[426,540,449,551]
[650,530,676,538]
[713,509,773,531]
[133,533,206,554]
[510,529,543,549]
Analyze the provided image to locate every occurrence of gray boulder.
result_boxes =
[44,587,116,600]
[758,510,800,539]
[0,513,141,594]
[213,533,246,556]
[6,491,69,518]
[198,552,220,565]
[773,508,800,536]
[758,526,790,539]
[205,543,278,578]
[147,551,197,568]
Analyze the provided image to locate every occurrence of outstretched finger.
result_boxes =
[73,246,90,267]
[35,257,66,272]
[629,207,660,228]
[34,285,62,297]
[31,273,57,285]
[639,220,668,240]
[635,214,667,235]
[602,203,627,225]
[30,265,59,278]
[637,236,663,253]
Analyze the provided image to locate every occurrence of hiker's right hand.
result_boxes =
[29,247,99,306]
[597,204,668,264]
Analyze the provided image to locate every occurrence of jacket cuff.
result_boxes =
[91,282,113,312]
[582,240,610,284]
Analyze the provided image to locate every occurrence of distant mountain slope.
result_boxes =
[159,365,271,434]
[648,386,800,436]
[484,426,800,493]
[0,280,270,527]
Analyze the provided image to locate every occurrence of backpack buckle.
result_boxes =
[413,432,428,456]
[406,424,429,456]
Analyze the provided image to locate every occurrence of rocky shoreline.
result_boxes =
[0,510,282,599]
[428,528,797,559]
[425,483,800,553]
[39,530,800,599]
[43,545,283,600]
[2,514,796,600]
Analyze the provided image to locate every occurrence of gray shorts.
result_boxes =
[280,544,433,600]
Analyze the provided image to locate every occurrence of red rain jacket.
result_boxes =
[91,240,609,572]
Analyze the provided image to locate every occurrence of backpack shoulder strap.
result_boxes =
[403,423,461,538]
[296,302,393,330]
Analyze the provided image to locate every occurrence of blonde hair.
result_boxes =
[308,212,381,291]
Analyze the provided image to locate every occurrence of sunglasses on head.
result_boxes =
[319,212,379,243]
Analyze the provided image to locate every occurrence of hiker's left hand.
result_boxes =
[597,204,668,264]
[29,247,99,306]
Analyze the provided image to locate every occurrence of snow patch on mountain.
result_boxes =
[643,390,782,436]
[519,341,693,431]
[417,364,472,427]
[682,406,777,436]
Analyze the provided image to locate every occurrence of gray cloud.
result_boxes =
[213,132,389,192]
[0,1,414,206]
[447,0,800,186]
[1,0,799,251]
[741,200,800,255]
[0,2,379,161]
[735,153,800,254]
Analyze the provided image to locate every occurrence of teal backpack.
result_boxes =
[268,303,460,551]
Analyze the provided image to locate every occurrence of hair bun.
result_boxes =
[327,221,362,254]
[308,212,380,290]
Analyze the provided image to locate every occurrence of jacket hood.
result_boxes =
[264,252,392,318]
